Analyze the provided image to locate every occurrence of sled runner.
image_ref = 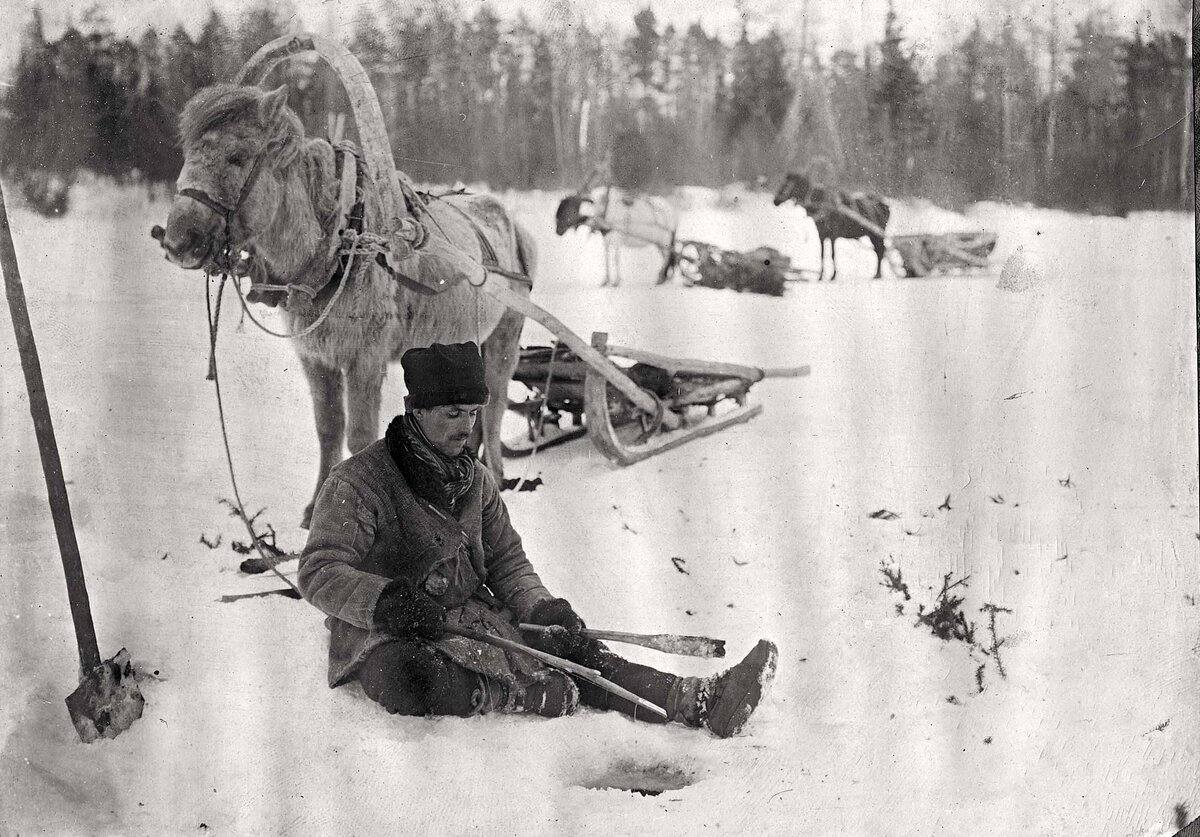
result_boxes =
[234,34,809,472]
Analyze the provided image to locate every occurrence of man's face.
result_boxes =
[413,403,482,457]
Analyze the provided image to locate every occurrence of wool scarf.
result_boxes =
[385,413,476,512]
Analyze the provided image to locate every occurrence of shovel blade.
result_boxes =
[64,648,145,743]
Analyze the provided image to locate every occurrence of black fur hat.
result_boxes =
[401,342,489,409]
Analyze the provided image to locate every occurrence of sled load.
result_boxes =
[216,34,808,472]
[672,241,809,296]
[889,231,998,277]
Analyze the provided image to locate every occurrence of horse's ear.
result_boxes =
[259,85,289,123]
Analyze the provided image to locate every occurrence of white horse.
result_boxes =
[555,186,679,287]
[152,84,533,527]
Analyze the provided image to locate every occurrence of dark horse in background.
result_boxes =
[773,172,891,281]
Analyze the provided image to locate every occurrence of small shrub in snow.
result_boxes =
[880,569,1015,695]
[916,573,976,644]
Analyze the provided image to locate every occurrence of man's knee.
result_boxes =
[359,642,477,717]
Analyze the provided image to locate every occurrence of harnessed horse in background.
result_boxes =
[555,184,679,287]
[773,172,891,281]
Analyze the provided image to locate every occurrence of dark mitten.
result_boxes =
[373,579,447,640]
[523,597,588,657]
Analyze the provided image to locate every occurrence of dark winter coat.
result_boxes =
[298,438,554,688]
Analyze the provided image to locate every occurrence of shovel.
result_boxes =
[0,178,144,742]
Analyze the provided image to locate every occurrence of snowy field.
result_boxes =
[1,178,1196,836]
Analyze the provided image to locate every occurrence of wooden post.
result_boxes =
[0,178,101,675]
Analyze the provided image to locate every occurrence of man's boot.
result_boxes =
[668,639,778,738]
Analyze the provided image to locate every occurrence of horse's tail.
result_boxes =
[514,221,538,289]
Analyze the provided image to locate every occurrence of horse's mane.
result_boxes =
[179,84,306,168]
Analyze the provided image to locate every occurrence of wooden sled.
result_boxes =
[503,340,808,463]
[237,34,809,471]
[582,334,806,466]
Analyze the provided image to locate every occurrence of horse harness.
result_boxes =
[188,137,531,307]
[179,149,273,275]
[786,176,832,223]
[418,189,533,287]
[235,143,368,308]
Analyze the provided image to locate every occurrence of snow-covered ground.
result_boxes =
[1,179,1196,836]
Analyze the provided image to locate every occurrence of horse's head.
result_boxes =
[554,193,593,235]
[773,172,810,207]
[152,84,306,272]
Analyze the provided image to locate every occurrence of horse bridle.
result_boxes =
[178,147,272,270]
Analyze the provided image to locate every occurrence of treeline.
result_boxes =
[1,2,1191,216]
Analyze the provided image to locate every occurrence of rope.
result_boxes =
[205,274,302,597]
[512,341,560,492]
[230,232,366,340]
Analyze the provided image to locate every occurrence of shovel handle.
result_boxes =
[519,624,727,658]
[0,178,100,674]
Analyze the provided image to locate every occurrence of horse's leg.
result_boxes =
[299,355,346,529]
[656,244,674,285]
[817,235,826,281]
[479,307,524,486]
[829,238,838,281]
[601,236,611,287]
[873,238,886,279]
[344,354,387,459]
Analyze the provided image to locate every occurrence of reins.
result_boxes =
[205,273,302,597]
[194,145,368,590]
[229,233,359,340]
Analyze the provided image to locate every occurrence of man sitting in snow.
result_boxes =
[298,341,777,736]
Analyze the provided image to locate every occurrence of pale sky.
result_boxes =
[0,0,1188,77]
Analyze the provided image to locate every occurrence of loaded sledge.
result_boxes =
[889,231,999,277]
[670,241,817,295]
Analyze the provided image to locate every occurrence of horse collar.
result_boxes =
[320,146,368,296]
